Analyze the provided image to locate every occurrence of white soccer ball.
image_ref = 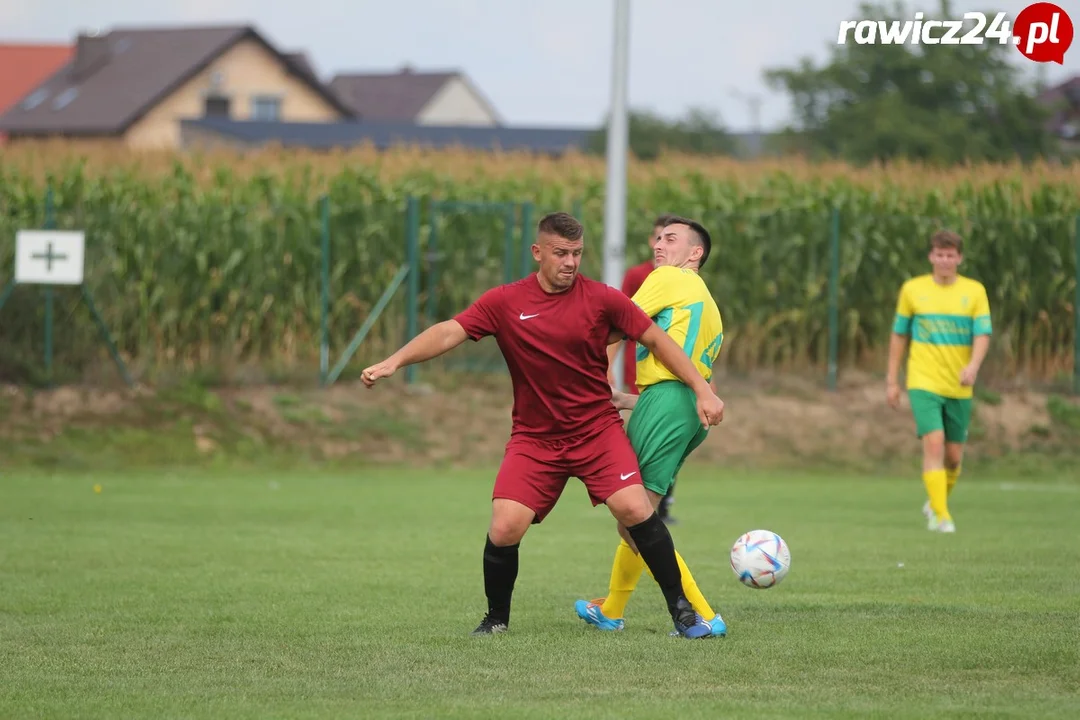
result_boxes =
[730,529,791,589]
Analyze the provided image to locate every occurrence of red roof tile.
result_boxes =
[0,44,73,114]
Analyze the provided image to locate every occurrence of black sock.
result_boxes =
[483,535,519,624]
[625,513,684,614]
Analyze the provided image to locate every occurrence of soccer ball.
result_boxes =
[730,529,791,589]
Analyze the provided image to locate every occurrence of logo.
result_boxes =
[837,4,1073,63]
[519,312,539,320]
[1014,3,1073,63]
[620,471,638,481]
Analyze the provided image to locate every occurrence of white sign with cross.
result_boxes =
[15,230,85,286]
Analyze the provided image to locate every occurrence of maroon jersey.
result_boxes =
[620,260,655,394]
[454,273,654,438]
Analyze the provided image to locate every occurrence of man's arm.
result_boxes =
[886,333,908,388]
[361,320,468,387]
[638,323,710,395]
[961,286,993,386]
[960,334,990,386]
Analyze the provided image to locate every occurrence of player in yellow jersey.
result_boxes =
[575,217,727,638]
[886,230,992,534]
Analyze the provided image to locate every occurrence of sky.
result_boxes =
[2,0,1078,131]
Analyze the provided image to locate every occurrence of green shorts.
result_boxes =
[625,381,708,496]
[908,389,972,443]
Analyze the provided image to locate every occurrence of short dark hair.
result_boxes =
[930,229,963,253]
[664,216,712,268]
[652,213,678,229]
[537,212,584,241]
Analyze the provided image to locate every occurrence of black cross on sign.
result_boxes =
[31,242,68,272]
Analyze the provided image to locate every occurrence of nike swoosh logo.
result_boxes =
[519,313,539,320]
[620,472,637,481]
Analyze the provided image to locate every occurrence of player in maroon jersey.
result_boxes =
[361,212,724,639]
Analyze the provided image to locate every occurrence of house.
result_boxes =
[329,67,501,126]
[179,117,592,155]
[0,43,74,143]
[1037,75,1080,153]
[0,25,354,150]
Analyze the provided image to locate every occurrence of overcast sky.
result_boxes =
[2,0,1077,131]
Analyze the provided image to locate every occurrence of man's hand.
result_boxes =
[611,389,637,411]
[695,389,724,427]
[886,380,901,409]
[361,360,397,388]
[959,364,979,387]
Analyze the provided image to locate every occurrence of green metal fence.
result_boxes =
[1,186,1077,396]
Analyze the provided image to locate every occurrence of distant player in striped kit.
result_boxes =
[887,230,992,534]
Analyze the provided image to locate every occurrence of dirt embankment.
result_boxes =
[2,370,1075,471]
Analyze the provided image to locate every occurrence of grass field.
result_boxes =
[2,465,1078,719]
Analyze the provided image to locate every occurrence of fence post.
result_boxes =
[520,202,534,279]
[827,206,840,392]
[1074,214,1079,395]
[319,194,330,386]
[426,198,439,328]
[44,185,55,388]
[503,203,516,285]
[404,196,420,385]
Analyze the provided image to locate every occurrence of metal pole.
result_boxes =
[320,195,330,386]
[603,0,631,391]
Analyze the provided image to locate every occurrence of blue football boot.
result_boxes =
[574,598,625,631]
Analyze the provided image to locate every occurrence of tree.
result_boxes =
[764,0,1057,165]
[588,107,738,160]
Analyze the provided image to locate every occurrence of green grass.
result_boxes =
[2,466,1078,719]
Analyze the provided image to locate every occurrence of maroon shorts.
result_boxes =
[493,421,644,523]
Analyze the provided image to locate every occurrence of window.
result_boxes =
[22,89,48,110]
[52,88,79,110]
[251,95,282,122]
[204,95,231,118]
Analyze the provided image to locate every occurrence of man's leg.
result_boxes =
[942,397,972,511]
[474,443,566,635]
[578,385,719,632]
[473,499,535,636]
[910,390,953,532]
[573,422,711,638]
[605,485,710,638]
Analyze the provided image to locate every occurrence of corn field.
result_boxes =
[0,141,1077,388]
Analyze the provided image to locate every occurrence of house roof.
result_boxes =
[181,118,593,154]
[0,25,353,135]
[1035,75,1080,136]
[329,68,495,123]
[0,43,73,114]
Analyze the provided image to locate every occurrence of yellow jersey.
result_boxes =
[631,265,723,391]
[892,274,992,399]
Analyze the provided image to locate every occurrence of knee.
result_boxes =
[488,515,529,546]
[923,435,946,458]
[613,497,653,527]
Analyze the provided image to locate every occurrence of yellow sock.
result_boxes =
[600,540,644,619]
[946,467,961,495]
[923,469,950,521]
[639,550,715,620]
[676,551,715,619]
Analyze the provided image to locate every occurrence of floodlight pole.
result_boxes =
[603,0,631,390]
